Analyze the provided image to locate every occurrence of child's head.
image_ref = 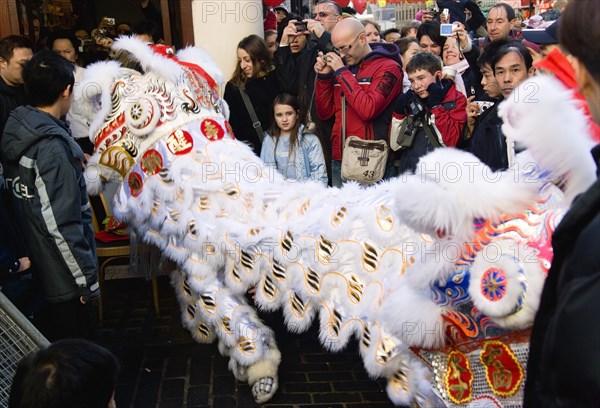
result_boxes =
[23,49,74,114]
[271,93,301,136]
[9,339,120,408]
[406,52,442,99]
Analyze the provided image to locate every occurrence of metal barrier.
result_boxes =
[0,292,49,408]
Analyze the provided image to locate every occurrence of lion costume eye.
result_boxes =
[124,95,161,137]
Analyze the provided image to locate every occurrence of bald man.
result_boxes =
[314,18,403,186]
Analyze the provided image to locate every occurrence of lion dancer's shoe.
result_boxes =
[173,270,281,403]
[219,326,281,404]
[247,343,281,404]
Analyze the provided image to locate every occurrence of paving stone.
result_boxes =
[346,402,395,407]
[312,392,363,403]
[262,405,296,408]
[159,397,184,408]
[235,386,256,407]
[334,380,382,392]
[161,378,185,400]
[189,365,212,386]
[165,358,189,378]
[302,352,356,363]
[285,382,332,393]
[284,361,332,372]
[212,396,237,408]
[361,390,393,402]
[308,371,354,381]
[213,375,235,396]
[187,385,210,405]
[267,392,312,404]
[279,372,307,382]
[298,405,345,408]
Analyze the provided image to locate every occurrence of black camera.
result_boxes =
[408,95,425,118]
[295,22,308,32]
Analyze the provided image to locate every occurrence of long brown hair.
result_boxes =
[230,34,273,88]
[269,93,303,159]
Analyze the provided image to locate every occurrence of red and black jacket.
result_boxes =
[315,43,403,161]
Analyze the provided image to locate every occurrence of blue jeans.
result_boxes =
[331,160,342,188]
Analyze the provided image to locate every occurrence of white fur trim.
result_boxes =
[246,346,281,386]
[176,46,225,87]
[112,36,183,83]
[499,75,596,204]
[393,148,540,243]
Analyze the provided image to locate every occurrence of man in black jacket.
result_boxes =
[0,35,34,315]
[1,50,99,340]
[524,0,600,405]
[0,35,33,139]
[468,40,533,171]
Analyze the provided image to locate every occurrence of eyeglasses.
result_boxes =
[333,34,362,55]
[312,11,335,19]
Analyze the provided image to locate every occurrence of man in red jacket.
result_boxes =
[315,18,403,187]
[391,52,467,174]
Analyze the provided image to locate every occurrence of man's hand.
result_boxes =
[314,52,333,74]
[280,20,302,46]
[80,285,100,304]
[466,96,479,126]
[16,257,31,273]
[305,19,325,38]
[322,51,344,71]
[422,11,435,23]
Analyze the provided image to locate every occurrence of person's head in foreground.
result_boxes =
[9,339,120,408]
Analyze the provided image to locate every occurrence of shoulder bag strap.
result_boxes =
[341,94,346,152]
[238,86,264,143]
[422,113,442,149]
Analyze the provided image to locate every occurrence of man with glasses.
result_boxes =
[314,18,403,186]
[307,0,344,50]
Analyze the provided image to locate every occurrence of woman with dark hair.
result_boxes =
[416,21,445,56]
[224,34,281,154]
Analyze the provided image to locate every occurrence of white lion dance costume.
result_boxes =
[81,38,596,406]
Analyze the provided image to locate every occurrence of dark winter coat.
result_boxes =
[224,70,281,155]
[0,77,27,141]
[524,144,600,407]
[0,106,98,303]
[468,101,509,171]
